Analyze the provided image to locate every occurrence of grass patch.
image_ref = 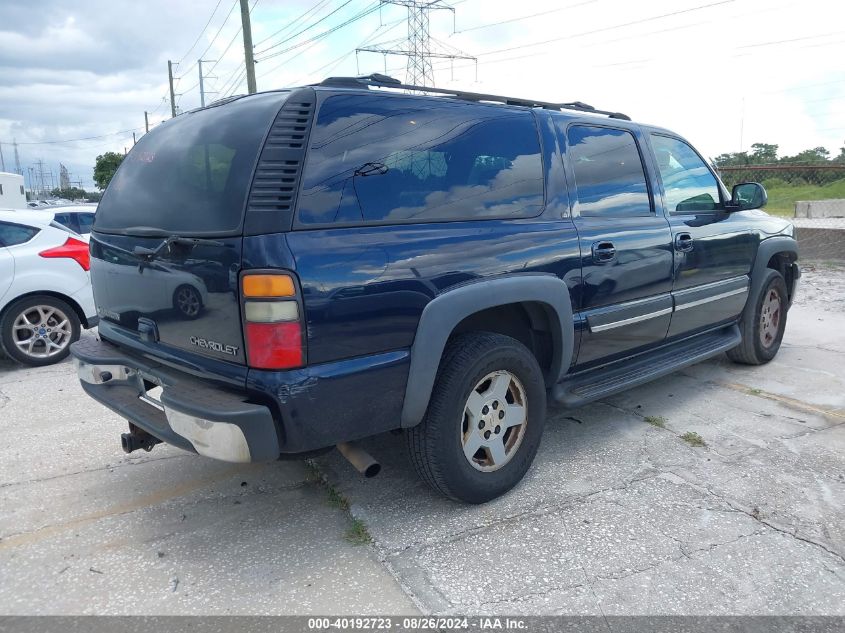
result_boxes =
[644,415,667,428]
[763,179,845,217]
[306,459,371,546]
[325,485,350,511]
[747,387,763,396]
[345,518,372,545]
[680,431,707,447]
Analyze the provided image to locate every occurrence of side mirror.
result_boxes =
[729,182,767,211]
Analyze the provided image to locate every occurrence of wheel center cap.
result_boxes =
[478,399,504,435]
[39,328,46,336]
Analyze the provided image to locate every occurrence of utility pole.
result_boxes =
[0,141,5,172]
[132,132,137,145]
[239,0,257,94]
[199,59,207,107]
[144,111,149,133]
[168,60,177,118]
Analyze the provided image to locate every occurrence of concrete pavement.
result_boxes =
[1,263,843,615]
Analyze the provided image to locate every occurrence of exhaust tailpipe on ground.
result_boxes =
[336,442,381,478]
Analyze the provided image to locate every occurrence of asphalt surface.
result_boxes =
[1,262,843,615]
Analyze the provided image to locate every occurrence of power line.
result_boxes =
[256,3,383,62]
[178,0,240,80]
[455,0,597,34]
[15,128,144,145]
[254,0,354,55]
[176,0,226,64]
[253,0,332,47]
[465,0,736,61]
[274,16,406,86]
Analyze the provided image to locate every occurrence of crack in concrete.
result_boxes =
[666,470,845,566]
[474,582,586,610]
[388,473,664,557]
[0,479,309,543]
[0,454,193,490]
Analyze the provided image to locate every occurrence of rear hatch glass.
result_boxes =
[96,92,287,236]
[90,92,287,369]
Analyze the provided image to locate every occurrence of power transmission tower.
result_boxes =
[168,60,178,118]
[198,59,218,107]
[13,140,22,175]
[357,1,475,87]
[239,0,257,94]
[60,163,70,190]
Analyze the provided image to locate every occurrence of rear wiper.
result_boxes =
[133,236,225,261]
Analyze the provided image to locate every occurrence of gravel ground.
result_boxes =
[1,262,843,615]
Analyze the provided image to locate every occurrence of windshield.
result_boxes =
[95,92,287,236]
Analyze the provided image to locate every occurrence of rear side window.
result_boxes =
[95,93,286,235]
[565,125,651,217]
[298,94,544,225]
[0,221,39,246]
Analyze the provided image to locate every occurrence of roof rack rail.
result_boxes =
[316,74,631,121]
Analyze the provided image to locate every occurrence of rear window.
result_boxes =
[298,94,544,225]
[95,93,286,235]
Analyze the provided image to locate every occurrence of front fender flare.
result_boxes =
[749,235,798,306]
[400,274,574,428]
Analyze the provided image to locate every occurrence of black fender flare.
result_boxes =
[748,235,798,307]
[400,274,574,428]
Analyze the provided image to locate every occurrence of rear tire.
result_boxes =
[406,332,546,504]
[727,269,788,365]
[0,295,81,366]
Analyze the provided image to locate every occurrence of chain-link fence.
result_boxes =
[716,163,845,188]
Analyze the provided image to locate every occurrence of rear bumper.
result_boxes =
[70,337,280,462]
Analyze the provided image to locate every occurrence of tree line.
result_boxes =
[714,143,845,167]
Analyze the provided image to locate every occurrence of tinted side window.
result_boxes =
[0,222,39,246]
[650,135,722,213]
[566,125,651,217]
[53,213,74,231]
[299,95,544,225]
[77,213,95,234]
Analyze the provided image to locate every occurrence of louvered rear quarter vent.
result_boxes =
[244,90,316,235]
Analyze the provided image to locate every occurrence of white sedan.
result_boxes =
[0,210,97,366]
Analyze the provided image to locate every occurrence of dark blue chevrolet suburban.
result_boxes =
[72,75,799,503]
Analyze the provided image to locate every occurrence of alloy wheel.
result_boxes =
[460,370,528,472]
[759,288,781,349]
[12,305,74,360]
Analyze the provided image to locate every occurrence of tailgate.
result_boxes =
[90,234,247,365]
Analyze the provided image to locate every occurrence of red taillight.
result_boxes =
[39,237,90,271]
[245,322,303,369]
[241,272,304,370]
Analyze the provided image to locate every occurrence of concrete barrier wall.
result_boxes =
[796,226,845,261]
[794,199,845,219]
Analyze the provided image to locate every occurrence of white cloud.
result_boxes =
[1,0,843,190]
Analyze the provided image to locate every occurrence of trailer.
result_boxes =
[0,172,26,209]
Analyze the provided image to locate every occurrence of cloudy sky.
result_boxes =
[1,0,843,191]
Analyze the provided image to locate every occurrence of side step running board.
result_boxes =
[553,325,741,409]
